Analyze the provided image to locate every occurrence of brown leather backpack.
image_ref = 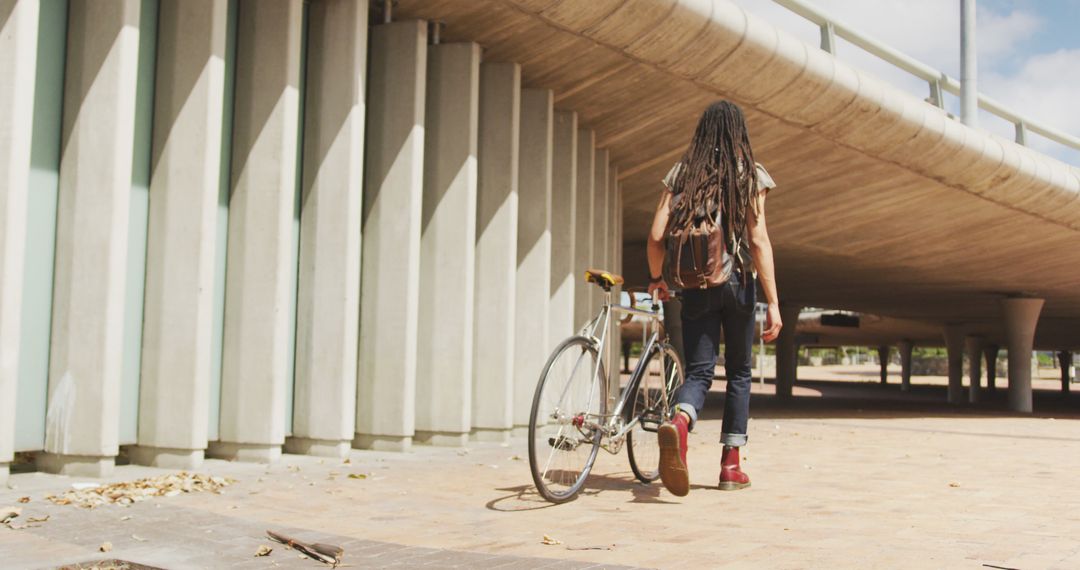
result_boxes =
[664,216,733,290]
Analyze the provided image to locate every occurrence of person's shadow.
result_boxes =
[485,470,681,512]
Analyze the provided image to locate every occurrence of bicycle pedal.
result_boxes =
[548,436,576,451]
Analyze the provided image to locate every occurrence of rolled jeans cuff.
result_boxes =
[721,432,748,447]
[675,403,698,431]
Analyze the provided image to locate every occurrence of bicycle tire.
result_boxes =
[528,335,607,504]
[627,342,685,483]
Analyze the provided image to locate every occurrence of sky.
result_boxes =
[728,0,1080,166]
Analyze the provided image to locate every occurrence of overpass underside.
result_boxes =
[1,0,1078,483]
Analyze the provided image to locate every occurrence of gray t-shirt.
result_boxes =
[661,161,776,194]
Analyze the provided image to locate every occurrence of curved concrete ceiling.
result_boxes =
[395,0,1080,349]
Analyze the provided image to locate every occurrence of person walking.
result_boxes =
[646,101,783,496]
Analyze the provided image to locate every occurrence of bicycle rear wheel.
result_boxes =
[627,342,685,483]
[528,336,606,503]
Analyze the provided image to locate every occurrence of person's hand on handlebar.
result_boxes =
[648,276,670,302]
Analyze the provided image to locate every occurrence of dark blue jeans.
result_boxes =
[673,274,756,447]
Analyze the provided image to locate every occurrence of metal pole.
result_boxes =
[960,0,978,127]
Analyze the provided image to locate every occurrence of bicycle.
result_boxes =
[527,269,686,503]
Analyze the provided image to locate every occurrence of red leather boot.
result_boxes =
[718,445,751,491]
[657,412,690,496]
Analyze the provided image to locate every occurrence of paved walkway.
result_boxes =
[4,370,1080,569]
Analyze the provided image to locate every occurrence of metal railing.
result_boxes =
[772,0,1080,154]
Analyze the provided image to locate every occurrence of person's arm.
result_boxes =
[646,190,672,301]
[748,192,782,341]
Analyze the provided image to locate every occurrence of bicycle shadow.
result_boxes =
[486,471,679,512]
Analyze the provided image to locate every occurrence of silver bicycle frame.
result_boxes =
[579,290,666,434]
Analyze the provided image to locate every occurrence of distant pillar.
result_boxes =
[39,0,142,478]
[0,0,40,483]
[877,345,889,384]
[208,0,303,464]
[1001,297,1044,413]
[592,150,609,276]
[898,339,913,392]
[470,62,520,444]
[512,89,553,431]
[943,324,965,404]
[572,130,595,330]
[1059,351,1073,393]
[415,41,481,447]
[548,110,577,351]
[606,165,620,394]
[288,0,368,459]
[775,304,802,399]
[984,344,1000,391]
[355,20,428,452]
[966,335,983,403]
[132,0,228,469]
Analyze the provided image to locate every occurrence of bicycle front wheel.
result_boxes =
[627,342,685,483]
[528,336,606,503]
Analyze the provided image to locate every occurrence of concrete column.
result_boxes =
[355,20,427,451]
[1002,297,1044,413]
[131,0,227,469]
[984,344,1000,391]
[548,110,577,349]
[593,150,609,271]
[470,62,519,443]
[591,148,609,342]
[1060,351,1073,393]
[572,130,595,330]
[606,164,620,393]
[210,0,303,463]
[287,0,368,459]
[415,41,481,447]
[0,0,40,483]
[877,345,889,384]
[609,166,626,382]
[966,335,983,403]
[775,304,802,399]
[512,88,553,430]
[943,324,966,404]
[898,339,913,392]
[38,0,141,477]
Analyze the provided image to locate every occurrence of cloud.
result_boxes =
[729,0,1078,165]
[981,48,1080,164]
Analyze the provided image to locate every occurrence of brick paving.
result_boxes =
[4,369,1080,569]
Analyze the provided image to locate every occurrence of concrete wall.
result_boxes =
[0,0,39,483]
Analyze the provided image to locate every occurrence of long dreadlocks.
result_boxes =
[667,100,759,271]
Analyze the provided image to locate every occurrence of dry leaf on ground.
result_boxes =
[949,482,961,488]
[44,472,234,509]
[16,497,29,504]
[541,534,562,545]
[255,545,273,557]
[27,515,49,523]
[347,473,368,480]
[1,506,22,524]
